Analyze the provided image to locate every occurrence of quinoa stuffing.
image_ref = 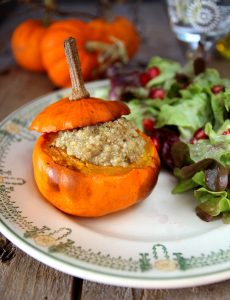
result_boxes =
[53,117,146,167]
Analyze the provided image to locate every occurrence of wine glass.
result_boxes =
[166,0,230,58]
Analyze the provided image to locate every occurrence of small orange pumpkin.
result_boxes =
[41,19,99,87]
[11,16,140,86]
[32,130,159,217]
[11,19,48,72]
[88,16,140,58]
[30,37,160,217]
[30,97,130,132]
[41,17,140,87]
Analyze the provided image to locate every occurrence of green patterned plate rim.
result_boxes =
[0,80,230,289]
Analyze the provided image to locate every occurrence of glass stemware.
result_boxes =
[166,0,230,58]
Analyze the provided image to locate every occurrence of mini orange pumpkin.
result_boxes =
[30,37,160,217]
[88,16,140,58]
[32,130,159,217]
[11,19,48,72]
[30,97,130,133]
[41,17,140,87]
[41,19,99,87]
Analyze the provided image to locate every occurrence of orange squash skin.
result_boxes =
[32,133,160,217]
[40,18,140,87]
[11,17,139,83]
[88,17,140,58]
[11,20,47,72]
[41,19,98,87]
[30,97,130,133]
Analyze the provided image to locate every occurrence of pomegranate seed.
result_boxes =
[149,88,165,100]
[139,72,151,86]
[223,129,230,135]
[151,136,161,152]
[148,66,160,79]
[191,128,208,144]
[143,118,155,133]
[211,85,225,94]
[139,66,160,86]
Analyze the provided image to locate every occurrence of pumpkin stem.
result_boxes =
[64,37,90,100]
[86,39,129,64]
[43,0,55,27]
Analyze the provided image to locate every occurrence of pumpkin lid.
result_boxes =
[30,97,130,132]
[30,37,130,133]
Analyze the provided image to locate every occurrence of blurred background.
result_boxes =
[0,0,186,76]
[0,0,229,86]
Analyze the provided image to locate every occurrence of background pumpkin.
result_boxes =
[11,19,48,72]
[41,19,99,87]
[88,16,140,58]
[11,16,140,87]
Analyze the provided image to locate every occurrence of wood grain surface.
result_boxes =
[0,1,230,299]
[1,246,76,300]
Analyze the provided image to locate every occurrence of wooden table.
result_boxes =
[1,2,230,299]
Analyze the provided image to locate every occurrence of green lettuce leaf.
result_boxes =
[192,171,206,186]
[208,90,230,129]
[193,69,223,87]
[205,121,230,143]
[187,141,230,168]
[146,57,181,88]
[172,171,205,194]
[210,93,225,129]
[195,187,230,217]
[185,123,230,168]
[156,93,212,141]
[224,88,230,111]
[125,99,145,130]
[125,98,163,129]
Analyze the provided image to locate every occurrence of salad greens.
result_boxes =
[146,57,181,88]
[127,61,230,141]
[106,55,230,223]
[156,93,212,141]
[171,123,230,222]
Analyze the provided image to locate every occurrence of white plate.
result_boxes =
[0,80,230,289]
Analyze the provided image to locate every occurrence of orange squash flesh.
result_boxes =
[32,132,160,217]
